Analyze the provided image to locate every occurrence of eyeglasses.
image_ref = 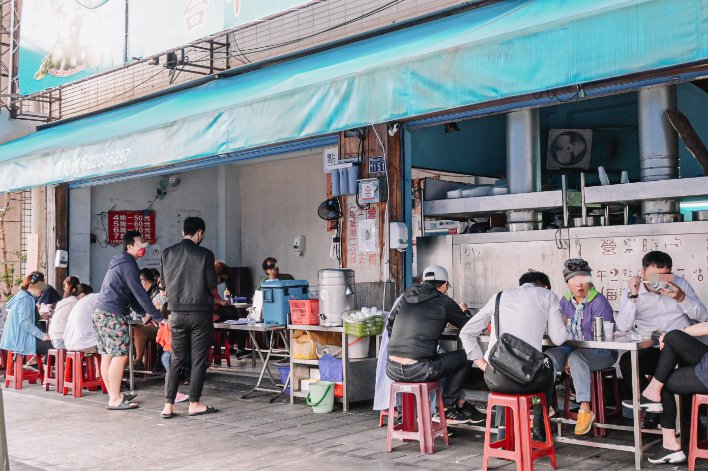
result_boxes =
[265,265,278,270]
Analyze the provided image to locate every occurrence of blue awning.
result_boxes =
[0,0,705,191]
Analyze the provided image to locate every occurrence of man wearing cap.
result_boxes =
[386,265,482,424]
[544,258,616,435]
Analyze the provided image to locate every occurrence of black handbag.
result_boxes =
[487,291,545,386]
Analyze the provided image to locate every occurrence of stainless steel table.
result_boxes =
[549,334,659,470]
[214,322,290,401]
[126,318,150,393]
[446,330,659,470]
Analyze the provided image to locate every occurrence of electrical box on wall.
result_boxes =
[293,235,306,256]
[389,222,408,251]
[357,177,388,204]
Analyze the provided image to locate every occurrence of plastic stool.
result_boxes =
[63,351,106,398]
[386,381,448,455]
[211,332,231,367]
[379,407,399,427]
[689,394,708,471]
[5,352,44,389]
[563,368,622,437]
[483,392,557,471]
[44,349,66,393]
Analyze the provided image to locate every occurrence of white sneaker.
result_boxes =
[647,448,686,465]
[175,392,189,403]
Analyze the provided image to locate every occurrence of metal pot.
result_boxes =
[571,216,605,227]
[693,210,708,221]
[318,269,356,326]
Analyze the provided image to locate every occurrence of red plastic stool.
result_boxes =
[211,332,231,367]
[5,352,44,389]
[63,351,106,398]
[563,368,621,437]
[44,349,66,393]
[0,349,6,370]
[386,381,448,455]
[483,392,557,471]
[379,408,399,427]
[689,394,708,471]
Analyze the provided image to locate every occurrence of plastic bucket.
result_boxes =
[347,335,370,359]
[306,381,334,413]
[276,361,290,396]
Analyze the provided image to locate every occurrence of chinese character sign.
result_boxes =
[107,211,156,245]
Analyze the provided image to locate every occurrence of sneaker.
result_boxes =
[532,428,546,442]
[175,392,189,403]
[574,410,595,435]
[234,350,250,360]
[621,395,663,414]
[133,360,146,371]
[459,402,487,424]
[647,448,687,465]
[641,413,660,430]
[444,407,470,425]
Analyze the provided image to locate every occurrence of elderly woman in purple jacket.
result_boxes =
[545,258,616,436]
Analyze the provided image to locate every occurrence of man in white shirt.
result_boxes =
[460,271,571,439]
[617,250,708,429]
[64,293,100,352]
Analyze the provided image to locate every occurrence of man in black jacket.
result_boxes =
[386,265,482,424]
[160,217,218,418]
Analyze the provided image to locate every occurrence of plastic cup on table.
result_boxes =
[603,322,615,339]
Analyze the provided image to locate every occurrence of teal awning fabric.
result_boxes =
[0,0,705,191]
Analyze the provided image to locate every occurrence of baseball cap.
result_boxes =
[422,265,449,283]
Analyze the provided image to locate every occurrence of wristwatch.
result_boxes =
[627,292,639,299]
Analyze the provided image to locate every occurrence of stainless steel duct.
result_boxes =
[506,108,542,231]
[638,85,681,223]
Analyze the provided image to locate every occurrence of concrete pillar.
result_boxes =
[216,165,241,265]
[68,187,92,284]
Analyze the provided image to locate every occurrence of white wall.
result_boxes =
[73,151,337,291]
[239,152,338,287]
[87,167,221,288]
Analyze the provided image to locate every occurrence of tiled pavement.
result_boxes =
[2,361,702,471]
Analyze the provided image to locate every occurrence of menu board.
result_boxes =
[572,233,708,310]
[108,211,156,245]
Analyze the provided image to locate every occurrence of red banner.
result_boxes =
[108,211,156,245]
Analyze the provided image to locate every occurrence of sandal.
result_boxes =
[189,405,218,417]
[123,393,137,403]
[107,399,139,411]
[161,410,179,419]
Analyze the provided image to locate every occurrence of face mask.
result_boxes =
[136,247,147,258]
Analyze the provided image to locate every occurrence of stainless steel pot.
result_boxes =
[571,216,605,227]
[318,269,356,326]
[693,210,708,221]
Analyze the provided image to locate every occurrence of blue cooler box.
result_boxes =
[261,280,309,325]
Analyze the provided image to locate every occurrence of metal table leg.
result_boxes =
[631,350,642,470]
[241,331,279,399]
[128,323,135,392]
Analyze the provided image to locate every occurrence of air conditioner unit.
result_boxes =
[547,129,592,170]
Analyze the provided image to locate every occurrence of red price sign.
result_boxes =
[107,211,156,245]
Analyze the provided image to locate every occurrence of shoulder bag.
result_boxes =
[487,291,545,385]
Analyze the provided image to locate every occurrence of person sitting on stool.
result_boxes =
[386,265,483,425]
[460,270,571,441]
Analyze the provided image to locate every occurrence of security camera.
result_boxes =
[387,123,400,137]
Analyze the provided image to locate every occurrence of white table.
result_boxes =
[214,322,290,401]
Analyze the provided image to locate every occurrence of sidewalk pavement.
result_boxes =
[2,367,698,471]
